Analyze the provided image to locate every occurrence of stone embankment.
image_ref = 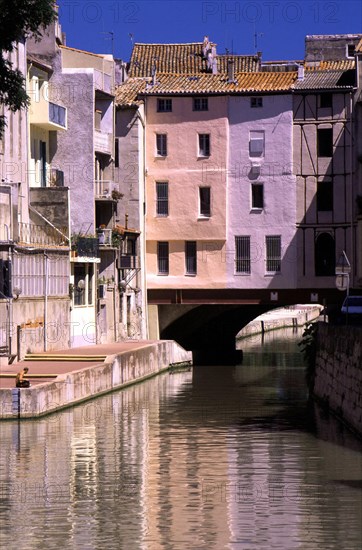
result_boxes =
[314,323,362,436]
[0,341,192,419]
[237,305,322,340]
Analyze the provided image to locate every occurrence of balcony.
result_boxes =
[47,168,64,187]
[97,229,112,246]
[18,222,69,248]
[29,88,67,131]
[94,69,113,95]
[95,180,118,200]
[76,237,99,258]
[118,255,139,269]
[94,130,112,155]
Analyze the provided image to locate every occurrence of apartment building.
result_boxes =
[293,34,361,294]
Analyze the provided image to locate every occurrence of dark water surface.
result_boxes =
[1,328,361,550]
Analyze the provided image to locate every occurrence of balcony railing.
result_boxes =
[97,229,112,246]
[49,102,66,128]
[94,130,112,155]
[76,237,99,258]
[95,180,117,199]
[118,255,139,269]
[18,222,69,247]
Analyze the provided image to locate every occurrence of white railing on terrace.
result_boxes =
[95,180,115,199]
[94,130,112,155]
[94,69,113,94]
[18,222,69,247]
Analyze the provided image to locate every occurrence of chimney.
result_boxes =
[297,65,305,80]
[228,59,235,82]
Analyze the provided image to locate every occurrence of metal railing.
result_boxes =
[118,255,139,269]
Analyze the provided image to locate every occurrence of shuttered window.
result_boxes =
[235,236,251,274]
[266,236,281,272]
[157,242,169,274]
[156,182,169,216]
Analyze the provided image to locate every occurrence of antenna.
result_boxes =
[253,23,263,53]
[101,31,114,56]
[129,33,134,48]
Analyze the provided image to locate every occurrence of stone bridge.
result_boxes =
[148,288,346,365]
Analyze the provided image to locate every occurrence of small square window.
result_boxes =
[319,93,332,109]
[251,184,264,209]
[193,98,208,111]
[157,98,172,112]
[250,97,263,108]
[347,44,355,58]
[156,134,167,156]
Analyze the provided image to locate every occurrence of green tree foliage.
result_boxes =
[0,0,56,137]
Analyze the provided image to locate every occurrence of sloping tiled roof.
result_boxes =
[115,71,297,105]
[294,69,355,90]
[306,59,355,70]
[128,43,260,76]
[115,78,147,107]
[356,38,362,53]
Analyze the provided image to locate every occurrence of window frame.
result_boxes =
[317,127,333,157]
[156,133,167,157]
[198,133,210,157]
[193,97,208,111]
[157,242,169,275]
[199,186,211,218]
[249,130,265,158]
[250,97,263,108]
[156,181,169,217]
[185,241,197,275]
[157,98,172,112]
[251,183,264,209]
[265,235,281,273]
[73,263,94,307]
[317,179,333,212]
[235,236,251,274]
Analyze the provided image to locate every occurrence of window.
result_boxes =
[347,44,355,58]
[156,134,167,156]
[95,109,102,130]
[317,179,333,211]
[156,182,169,216]
[74,264,94,306]
[249,130,265,158]
[115,138,119,168]
[157,242,169,274]
[235,236,251,274]
[199,187,211,217]
[157,98,172,112]
[193,97,208,111]
[49,102,66,127]
[315,233,335,276]
[266,236,281,272]
[317,128,333,157]
[251,184,264,209]
[250,97,263,108]
[198,134,210,157]
[185,241,197,275]
[319,93,332,109]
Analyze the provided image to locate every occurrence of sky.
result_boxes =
[57,0,362,62]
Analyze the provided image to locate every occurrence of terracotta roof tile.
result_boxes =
[140,71,297,94]
[306,59,355,70]
[128,43,260,77]
[115,78,147,107]
[356,38,362,53]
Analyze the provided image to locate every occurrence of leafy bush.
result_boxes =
[298,322,318,392]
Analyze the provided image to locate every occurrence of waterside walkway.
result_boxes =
[0,340,192,419]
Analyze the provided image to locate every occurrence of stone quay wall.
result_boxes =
[0,341,192,419]
[314,323,362,436]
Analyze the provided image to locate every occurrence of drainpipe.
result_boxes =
[349,91,354,288]
[44,252,49,351]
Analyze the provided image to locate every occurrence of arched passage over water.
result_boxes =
[160,304,274,365]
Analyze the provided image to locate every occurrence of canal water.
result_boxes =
[1,328,361,550]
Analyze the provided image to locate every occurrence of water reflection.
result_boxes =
[0,328,361,550]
